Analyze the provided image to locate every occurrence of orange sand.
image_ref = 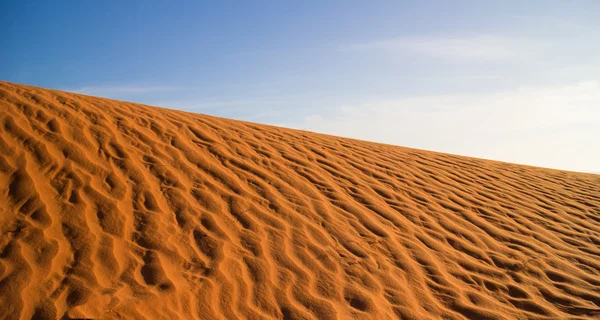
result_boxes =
[1,81,599,319]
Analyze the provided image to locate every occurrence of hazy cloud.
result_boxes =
[344,34,535,62]
[70,85,187,96]
[284,81,600,172]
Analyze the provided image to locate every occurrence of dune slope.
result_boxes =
[1,81,599,320]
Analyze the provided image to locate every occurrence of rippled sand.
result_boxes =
[1,81,599,319]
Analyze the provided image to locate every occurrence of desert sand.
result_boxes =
[0,81,599,319]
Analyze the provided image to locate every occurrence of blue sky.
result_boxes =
[2,1,599,173]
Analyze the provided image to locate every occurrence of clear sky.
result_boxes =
[2,1,599,173]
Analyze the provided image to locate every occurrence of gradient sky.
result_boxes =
[2,1,599,173]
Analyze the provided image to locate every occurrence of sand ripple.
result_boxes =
[1,81,599,319]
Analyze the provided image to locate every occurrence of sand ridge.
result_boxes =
[0,81,599,319]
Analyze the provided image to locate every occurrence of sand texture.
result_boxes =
[1,81,599,320]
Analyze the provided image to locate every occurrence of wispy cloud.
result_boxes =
[154,97,289,111]
[283,81,600,173]
[344,34,533,62]
[70,85,187,96]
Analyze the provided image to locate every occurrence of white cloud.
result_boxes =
[284,81,600,173]
[70,85,186,96]
[344,34,535,62]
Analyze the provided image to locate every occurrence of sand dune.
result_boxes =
[0,81,599,320]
